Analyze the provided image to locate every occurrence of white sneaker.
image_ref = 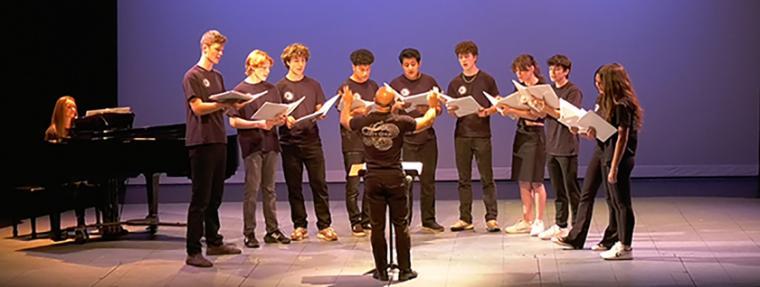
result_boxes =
[539,225,560,240]
[600,242,633,260]
[530,220,545,237]
[505,220,532,234]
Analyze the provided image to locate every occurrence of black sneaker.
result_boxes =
[352,224,366,237]
[398,269,418,281]
[244,235,260,248]
[372,269,389,281]
[422,222,445,232]
[186,253,213,268]
[362,223,372,231]
[206,243,242,256]
[264,230,291,244]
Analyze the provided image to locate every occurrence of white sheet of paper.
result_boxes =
[209,90,267,103]
[526,84,560,108]
[401,90,432,112]
[250,102,288,120]
[445,96,483,117]
[577,111,617,142]
[338,94,373,111]
[295,94,340,123]
[557,98,585,128]
[285,96,306,115]
[251,97,304,120]
[85,106,132,117]
[383,83,404,101]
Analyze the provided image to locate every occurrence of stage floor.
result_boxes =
[2,197,759,286]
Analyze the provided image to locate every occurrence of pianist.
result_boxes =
[182,29,242,268]
[44,95,78,142]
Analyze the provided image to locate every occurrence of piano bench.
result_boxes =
[12,186,48,239]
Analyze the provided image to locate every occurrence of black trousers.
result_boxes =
[603,156,636,246]
[365,169,411,271]
[564,149,616,249]
[186,143,226,255]
[402,139,438,226]
[547,155,581,228]
[343,151,370,226]
[454,137,498,223]
[282,142,332,230]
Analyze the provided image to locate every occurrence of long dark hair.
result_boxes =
[511,54,545,83]
[595,63,643,130]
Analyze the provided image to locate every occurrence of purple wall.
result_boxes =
[118,0,759,182]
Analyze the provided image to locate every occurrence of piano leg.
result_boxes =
[145,173,160,235]
[99,178,126,238]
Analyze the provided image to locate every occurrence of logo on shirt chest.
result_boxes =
[458,85,467,95]
[283,91,294,102]
[401,88,410,96]
[203,78,210,88]
[361,121,399,151]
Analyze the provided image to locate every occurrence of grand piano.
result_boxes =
[9,111,239,242]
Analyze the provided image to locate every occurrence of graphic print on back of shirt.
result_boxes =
[361,120,400,151]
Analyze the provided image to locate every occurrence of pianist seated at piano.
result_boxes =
[44,95,78,142]
[42,95,92,240]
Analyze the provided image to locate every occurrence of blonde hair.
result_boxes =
[281,43,310,69]
[199,30,227,50]
[245,50,274,76]
[45,96,77,141]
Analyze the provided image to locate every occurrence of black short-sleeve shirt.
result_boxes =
[389,73,440,145]
[337,78,379,152]
[228,81,282,158]
[546,81,583,156]
[349,111,417,170]
[276,76,326,145]
[600,102,638,164]
[446,71,499,138]
[183,65,227,147]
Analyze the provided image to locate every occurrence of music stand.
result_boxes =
[351,162,421,282]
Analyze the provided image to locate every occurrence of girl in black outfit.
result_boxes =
[554,63,642,261]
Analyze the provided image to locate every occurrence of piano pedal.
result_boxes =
[74,227,89,244]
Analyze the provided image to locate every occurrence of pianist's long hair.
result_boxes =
[45,96,78,141]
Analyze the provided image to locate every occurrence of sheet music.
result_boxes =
[401,90,432,112]
[295,94,340,124]
[250,97,304,120]
[577,111,617,142]
[209,90,267,103]
[85,107,132,117]
[445,96,483,117]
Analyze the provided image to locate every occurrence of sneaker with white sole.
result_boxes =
[290,227,308,241]
[600,242,633,260]
[530,220,545,237]
[539,225,569,240]
[505,220,532,234]
[317,227,338,241]
[486,220,501,232]
[449,220,474,232]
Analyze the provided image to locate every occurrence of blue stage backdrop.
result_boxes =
[117,0,759,183]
